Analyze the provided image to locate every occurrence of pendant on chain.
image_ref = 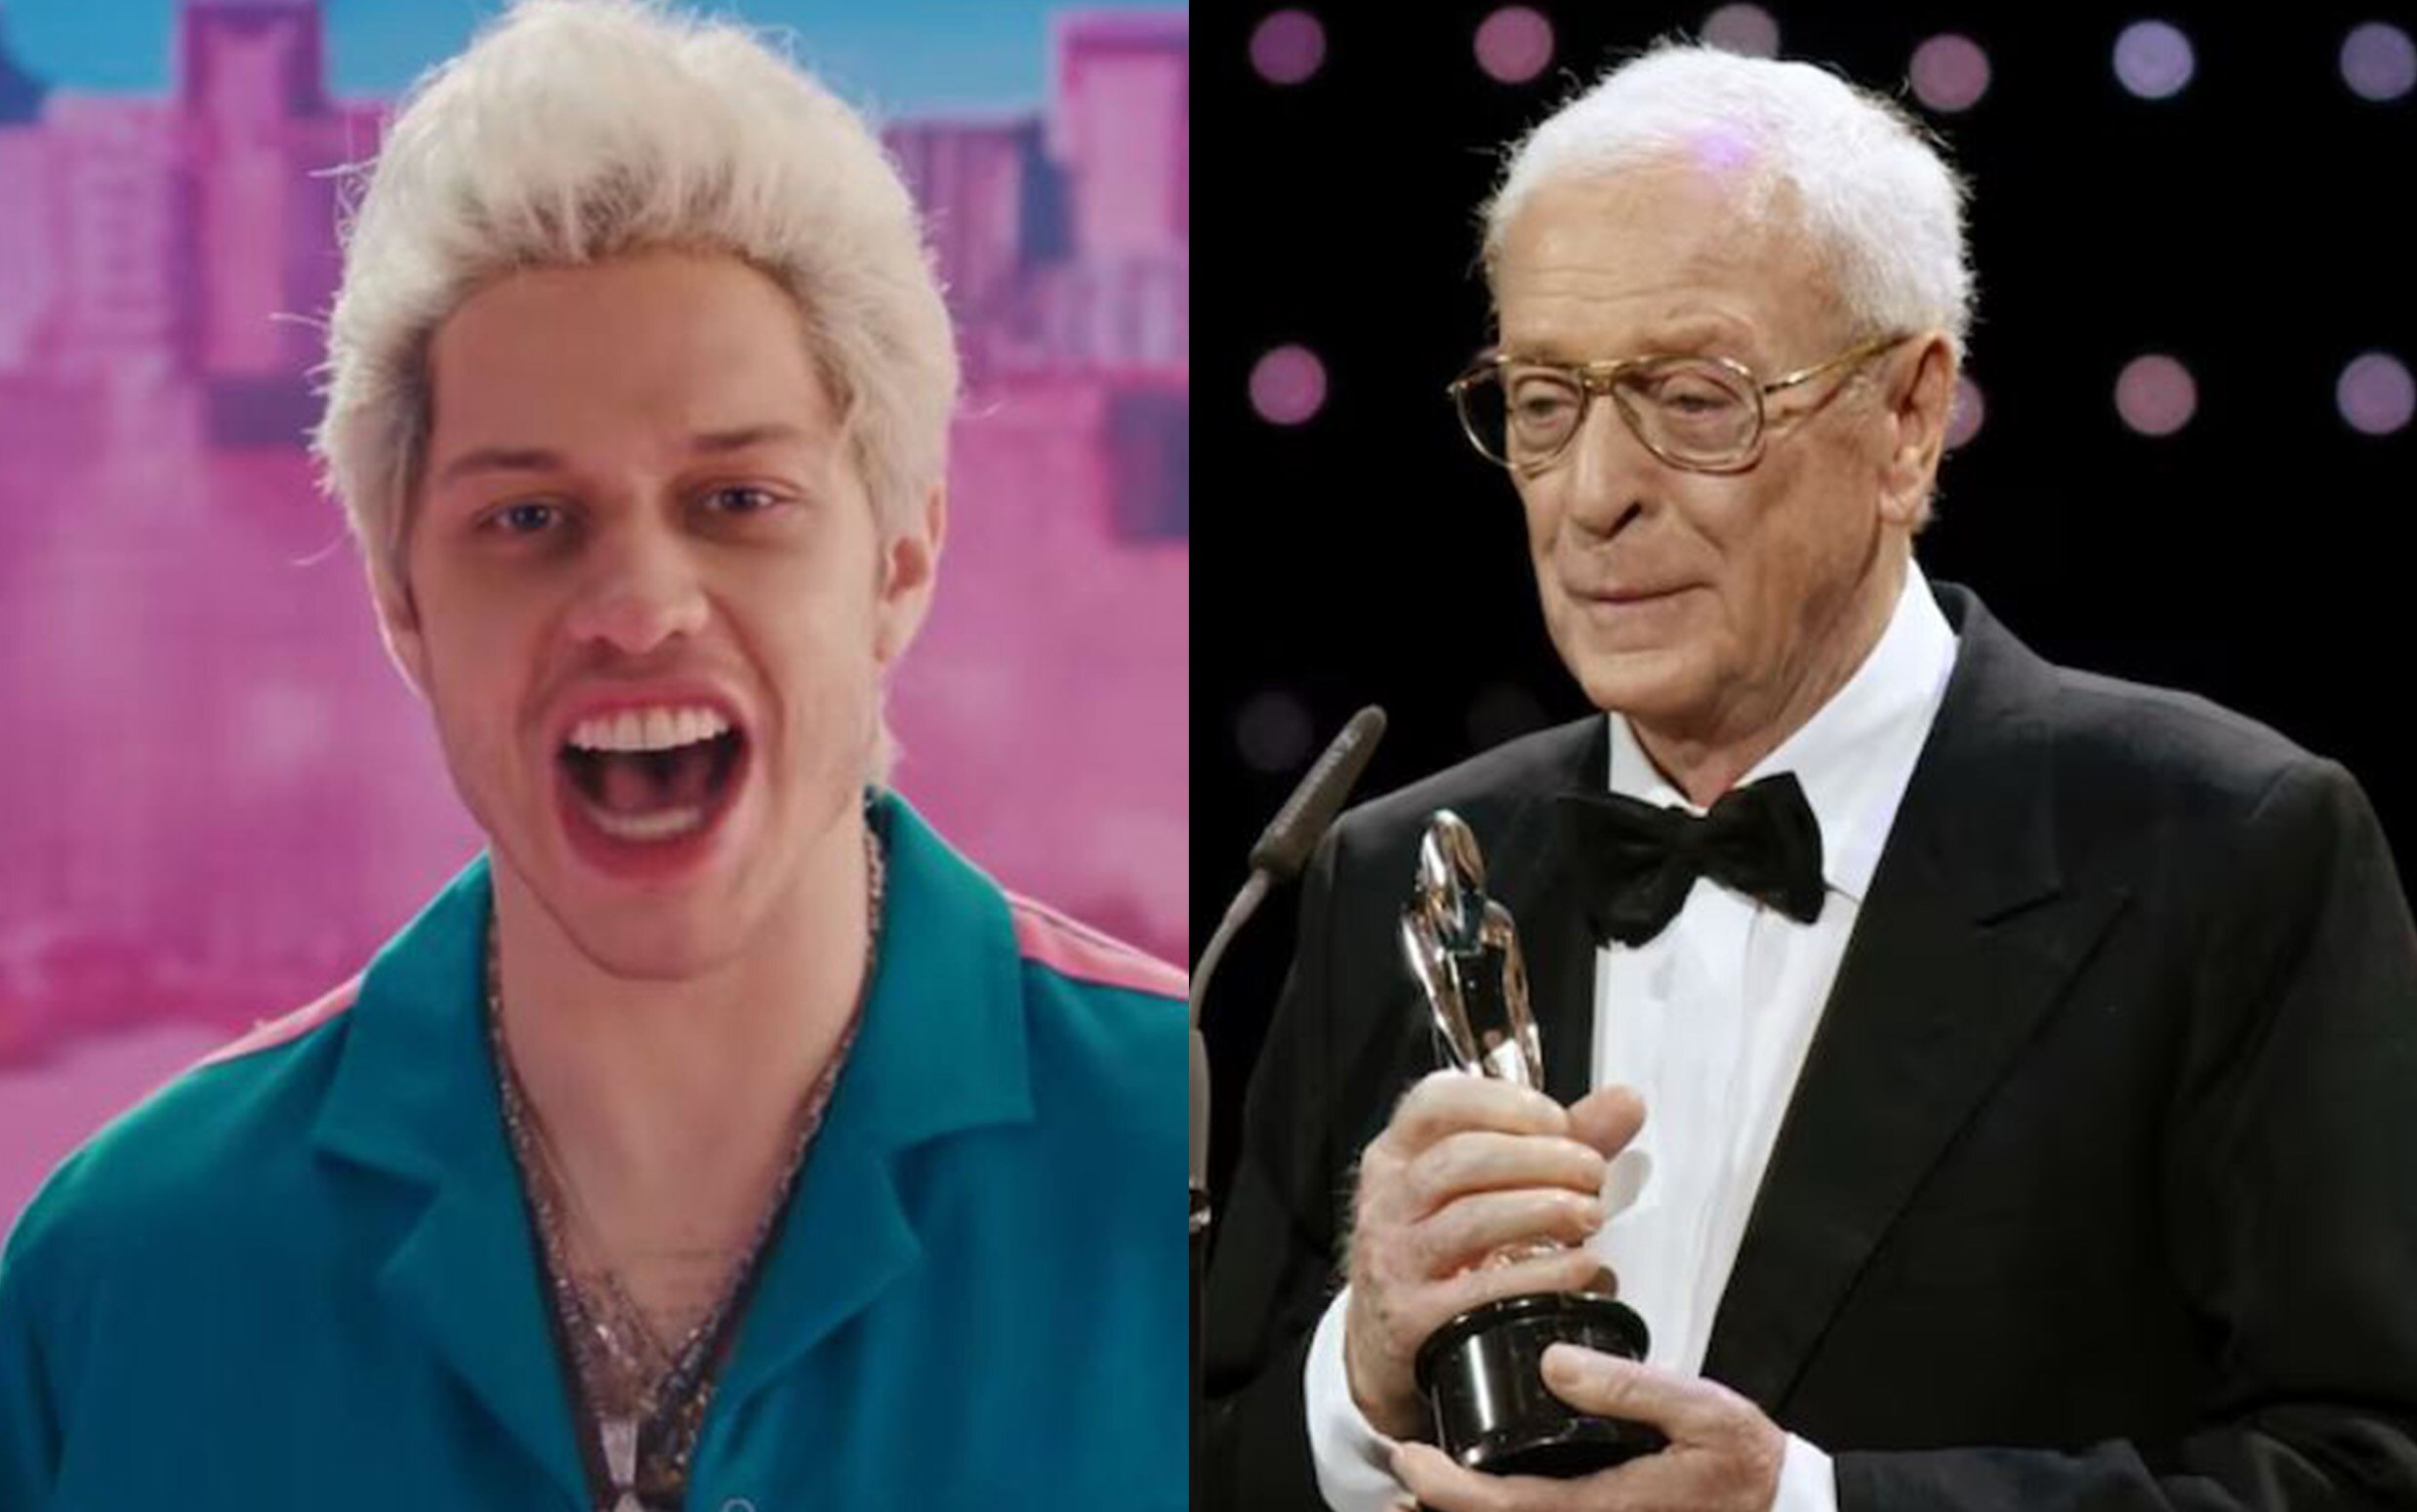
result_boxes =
[602,1414,643,1511]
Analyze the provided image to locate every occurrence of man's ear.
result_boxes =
[874,482,946,667]
[1878,333,1957,529]
[366,557,430,703]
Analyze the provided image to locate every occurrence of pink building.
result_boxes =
[1055,12,1188,261]
[0,2,1189,1071]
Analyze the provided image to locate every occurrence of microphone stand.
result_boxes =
[1191,708,1385,1508]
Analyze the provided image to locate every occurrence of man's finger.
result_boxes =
[1401,1129,1609,1217]
[1411,1188,1604,1277]
[1566,1083,1646,1160]
[1386,1070,1570,1155]
[1392,1441,1596,1512]
[1386,1247,1610,1350]
[1538,1344,1719,1440]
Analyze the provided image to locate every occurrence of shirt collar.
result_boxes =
[1607,559,1958,906]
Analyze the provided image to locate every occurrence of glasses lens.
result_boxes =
[1618,359,1757,466]
[1458,366,1585,468]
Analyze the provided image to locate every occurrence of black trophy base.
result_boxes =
[1413,1289,1668,1479]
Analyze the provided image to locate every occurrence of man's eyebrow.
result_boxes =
[431,425,810,487]
[432,445,563,488]
[688,423,810,455]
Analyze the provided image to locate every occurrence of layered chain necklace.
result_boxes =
[487,830,883,1512]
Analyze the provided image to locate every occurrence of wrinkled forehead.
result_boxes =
[1489,153,1838,363]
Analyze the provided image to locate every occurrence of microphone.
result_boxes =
[1245,703,1391,882]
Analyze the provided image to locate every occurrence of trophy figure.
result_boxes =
[1399,810,1666,1477]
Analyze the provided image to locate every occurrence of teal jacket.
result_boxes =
[0,795,1185,1510]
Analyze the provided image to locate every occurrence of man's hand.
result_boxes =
[1388,1344,1787,1512]
[1343,1072,1645,1441]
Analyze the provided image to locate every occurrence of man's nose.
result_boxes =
[1556,394,1659,538]
[562,522,711,655]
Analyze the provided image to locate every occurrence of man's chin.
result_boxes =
[1560,641,1708,724]
[486,820,765,984]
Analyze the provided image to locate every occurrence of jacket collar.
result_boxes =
[307,791,1035,1497]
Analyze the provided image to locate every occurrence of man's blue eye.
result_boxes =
[706,487,779,515]
[495,502,559,535]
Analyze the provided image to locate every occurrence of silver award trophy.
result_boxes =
[1399,810,1664,1477]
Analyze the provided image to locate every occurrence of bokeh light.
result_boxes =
[1249,345,1329,426]
[2113,20,2194,100]
[2115,354,2197,436]
[1474,7,1554,85]
[2342,21,2417,102]
[1236,690,1315,773]
[1466,684,1549,752]
[1910,34,1992,113]
[1702,4,1781,59]
[1249,10,1326,87]
[1946,375,1987,450]
[2339,352,2415,435]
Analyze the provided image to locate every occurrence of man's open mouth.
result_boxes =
[557,726,748,844]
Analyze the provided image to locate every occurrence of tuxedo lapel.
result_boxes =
[1701,584,2129,1410]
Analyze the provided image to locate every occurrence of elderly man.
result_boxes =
[1201,43,2417,1512]
[0,2,1182,1509]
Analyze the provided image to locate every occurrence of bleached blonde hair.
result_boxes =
[309,0,958,783]
[1482,42,1973,358]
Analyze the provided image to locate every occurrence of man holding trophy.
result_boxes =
[1201,43,2417,1512]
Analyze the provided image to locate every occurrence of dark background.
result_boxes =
[1193,3,2415,1216]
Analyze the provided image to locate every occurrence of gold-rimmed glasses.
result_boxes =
[1447,331,1911,475]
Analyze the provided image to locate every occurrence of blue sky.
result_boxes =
[3,0,1182,114]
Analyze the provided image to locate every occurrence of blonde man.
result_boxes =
[0,4,1183,1508]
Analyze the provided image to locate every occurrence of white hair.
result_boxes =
[1482,42,1973,357]
[310,0,958,783]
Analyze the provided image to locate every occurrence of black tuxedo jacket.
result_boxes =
[1201,583,2417,1510]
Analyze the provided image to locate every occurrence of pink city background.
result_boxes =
[0,2,1189,1227]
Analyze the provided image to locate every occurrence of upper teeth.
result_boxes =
[566,705,732,754]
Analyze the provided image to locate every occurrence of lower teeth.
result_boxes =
[581,799,707,841]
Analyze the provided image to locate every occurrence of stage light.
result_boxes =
[2115,354,2196,436]
[1250,345,1329,427]
[2342,21,2417,102]
[1237,690,1315,774]
[1474,7,1553,85]
[2113,20,2194,100]
[1703,4,1781,59]
[1946,375,1987,450]
[1250,10,1326,87]
[2339,352,2414,436]
[1911,34,1992,113]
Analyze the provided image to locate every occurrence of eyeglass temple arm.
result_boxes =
[1761,332,1912,394]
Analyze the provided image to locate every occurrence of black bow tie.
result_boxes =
[1554,772,1826,947]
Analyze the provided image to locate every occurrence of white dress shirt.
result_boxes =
[1303,561,1959,1512]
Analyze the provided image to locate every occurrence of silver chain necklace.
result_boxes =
[488,828,883,1512]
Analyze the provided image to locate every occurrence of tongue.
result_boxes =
[594,745,718,816]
